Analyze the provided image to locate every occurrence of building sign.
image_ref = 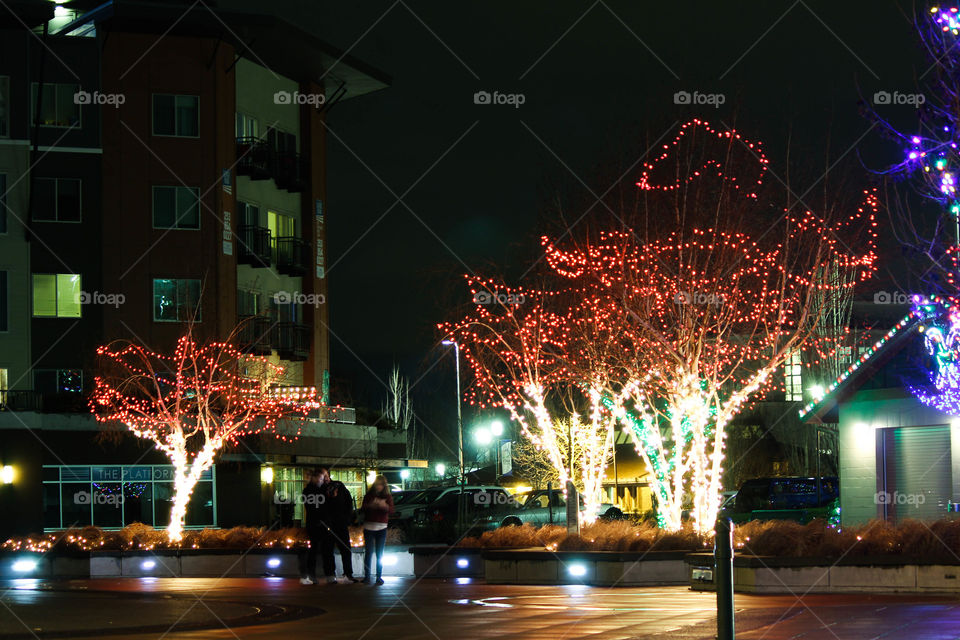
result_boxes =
[500,440,512,476]
[222,210,233,255]
[315,199,325,279]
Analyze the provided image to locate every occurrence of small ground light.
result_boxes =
[266,557,281,569]
[141,559,156,570]
[12,559,37,573]
[456,558,469,569]
[568,564,587,577]
[382,554,398,567]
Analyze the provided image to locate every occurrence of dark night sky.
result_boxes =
[233,1,924,456]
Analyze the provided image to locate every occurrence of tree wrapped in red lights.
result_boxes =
[90,334,319,542]
[443,120,879,531]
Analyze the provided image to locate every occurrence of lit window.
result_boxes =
[235,112,258,140]
[152,278,200,322]
[33,178,81,222]
[785,351,802,401]
[152,186,200,229]
[152,94,198,137]
[31,83,81,128]
[32,274,81,318]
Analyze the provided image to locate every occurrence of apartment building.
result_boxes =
[0,0,395,537]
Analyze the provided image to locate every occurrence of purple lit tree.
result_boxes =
[866,5,960,291]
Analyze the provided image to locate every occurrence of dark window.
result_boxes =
[152,94,198,137]
[239,201,260,226]
[0,76,8,137]
[0,173,6,232]
[152,186,199,229]
[34,369,82,394]
[33,178,81,222]
[31,83,80,128]
[0,271,6,331]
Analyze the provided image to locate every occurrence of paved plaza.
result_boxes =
[2,578,960,639]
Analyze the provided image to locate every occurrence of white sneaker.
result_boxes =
[300,577,314,585]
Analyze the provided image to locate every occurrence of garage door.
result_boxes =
[880,425,953,522]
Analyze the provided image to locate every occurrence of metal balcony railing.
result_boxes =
[237,225,271,268]
[237,315,274,356]
[236,137,271,180]
[275,322,310,361]
[275,237,311,276]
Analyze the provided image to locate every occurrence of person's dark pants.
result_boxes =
[321,523,354,578]
[303,525,323,580]
[363,528,387,581]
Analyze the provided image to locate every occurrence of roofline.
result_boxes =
[55,1,391,98]
[799,309,924,423]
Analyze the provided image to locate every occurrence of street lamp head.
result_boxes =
[474,427,492,446]
[435,463,446,476]
[400,469,411,480]
[490,420,504,437]
[441,339,456,346]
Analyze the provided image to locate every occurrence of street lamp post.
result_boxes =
[442,339,466,537]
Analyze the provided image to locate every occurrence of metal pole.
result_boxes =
[816,429,822,507]
[715,516,735,640]
[453,342,465,537]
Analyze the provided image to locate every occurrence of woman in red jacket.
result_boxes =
[361,475,394,585]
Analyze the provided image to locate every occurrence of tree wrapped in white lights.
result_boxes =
[441,281,634,522]
[90,334,319,542]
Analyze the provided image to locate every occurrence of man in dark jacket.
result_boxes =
[300,469,325,585]
[318,467,358,583]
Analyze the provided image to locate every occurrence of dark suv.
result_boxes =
[411,487,513,542]
[722,476,839,525]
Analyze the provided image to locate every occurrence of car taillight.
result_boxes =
[432,511,443,522]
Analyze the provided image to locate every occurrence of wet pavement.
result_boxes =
[2,577,960,639]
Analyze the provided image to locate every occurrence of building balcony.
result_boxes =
[275,237,311,276]
[272,151,306,192]
[237,225,271,268]
[275,322,310,361]
[236,137,272,180]
[237,315,274,356]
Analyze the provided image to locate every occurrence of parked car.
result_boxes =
[478,489,623,528]
[389,484,505,532]
[720,476,839,524]
[411,487,514,542]
[389,490,421,507]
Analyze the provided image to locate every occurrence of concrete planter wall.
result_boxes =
[411,547,486,578]
[482,549,691,586]
[686,553,960,594]
[0,546,414,579]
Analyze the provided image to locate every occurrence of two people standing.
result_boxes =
[360,475,394,585]
[301,467,359,585]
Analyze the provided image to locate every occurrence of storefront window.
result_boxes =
[41,465,216,531]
